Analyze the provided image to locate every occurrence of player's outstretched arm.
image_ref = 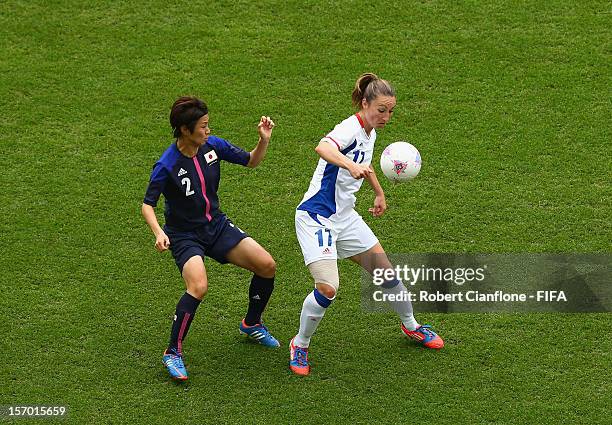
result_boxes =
[247,116,275,168]
[141,203,170,252]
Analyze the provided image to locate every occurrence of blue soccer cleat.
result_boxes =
[289,337,310,376]
[239,320,280,348]
[162,349,188,381]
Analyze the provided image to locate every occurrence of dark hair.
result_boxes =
[351,73,395,108]
[169,96,208,138]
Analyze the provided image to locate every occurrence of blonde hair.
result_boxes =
[351,73,395,108]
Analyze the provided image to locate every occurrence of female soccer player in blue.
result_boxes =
[289,74,444,376]
[142,96,279,381]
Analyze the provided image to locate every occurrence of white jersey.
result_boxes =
[297,113,376,220]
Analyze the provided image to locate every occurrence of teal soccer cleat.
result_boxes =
[162,350,188,381]
[239,320,280,348]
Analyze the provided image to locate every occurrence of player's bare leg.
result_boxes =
[163,256,208,380]
[226,238,280,347]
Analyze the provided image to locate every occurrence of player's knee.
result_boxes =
[188,281,208,300]
[316,282,337,298]
[308,260,339,298]
[256,256,276,278]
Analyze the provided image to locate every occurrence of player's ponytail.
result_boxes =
[170,96,208,138]
[351,73,395,109]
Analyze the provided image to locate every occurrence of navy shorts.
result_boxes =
[164,216,249,273]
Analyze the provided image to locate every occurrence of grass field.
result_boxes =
[1,0,610,423]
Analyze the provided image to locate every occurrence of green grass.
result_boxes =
[1,0,610,423]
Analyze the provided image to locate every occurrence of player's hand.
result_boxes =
[258,116,275,142]
[155,232,170,252]
[348,163,372,180]
[369,194,387,217]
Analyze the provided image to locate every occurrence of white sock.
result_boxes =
[294,290,333,348]
[383,280,419,330]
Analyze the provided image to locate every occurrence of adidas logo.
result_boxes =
[323,247,332,254]
[251,295,261,300]
[178,168,187,177]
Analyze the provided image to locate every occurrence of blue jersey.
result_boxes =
[144,136,250,231]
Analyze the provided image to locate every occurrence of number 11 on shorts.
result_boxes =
[316,229,332,247]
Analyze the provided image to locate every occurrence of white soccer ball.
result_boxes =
[380,142,422,182]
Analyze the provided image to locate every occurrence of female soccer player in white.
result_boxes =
[289,73,444,376]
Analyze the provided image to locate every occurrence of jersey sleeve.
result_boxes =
[143,162,169,207]
[321,119,357,151]
[208,136,251,166]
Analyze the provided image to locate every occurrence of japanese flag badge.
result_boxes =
[205,150,218,164]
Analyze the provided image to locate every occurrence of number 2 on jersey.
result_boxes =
[181,177,195,196]
[316,228,332,247]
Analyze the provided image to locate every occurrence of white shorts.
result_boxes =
[295,209,379,265]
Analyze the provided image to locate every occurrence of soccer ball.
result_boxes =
[380,142,422,182]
